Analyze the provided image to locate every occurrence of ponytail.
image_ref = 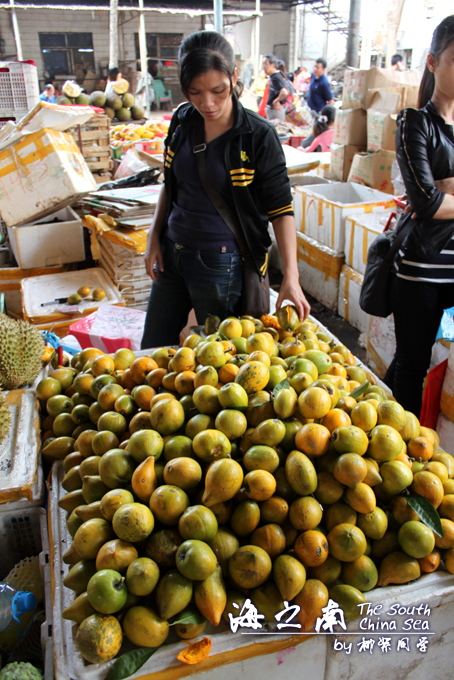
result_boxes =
[418,15,454,109]
[418,64,435,109]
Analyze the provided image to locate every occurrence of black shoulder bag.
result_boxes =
[359,213,414,318]
[192,123,270,318]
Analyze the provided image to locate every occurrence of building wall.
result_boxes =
[0,8,202,83]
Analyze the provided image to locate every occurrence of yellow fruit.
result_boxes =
[294,579,329,631]
[92,288,106,301]
[327,523,367,562]
[78,286,91,298]
[76,613,122,663]
[294,530,329,567]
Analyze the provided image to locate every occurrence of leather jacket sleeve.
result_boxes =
[396,107,445,222]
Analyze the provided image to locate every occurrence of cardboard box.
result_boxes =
[367,110,397,151]
[345,210,395,275]
[7,207,84,269]
[365,86,419,112]
[333,108,367,146]
[348,149,396,194]
[296,231,344,311]
[0,127,96,227]
[295,182,396,253]
[342,67,420,110]
[330,143,366,182]
[337,265,370,333]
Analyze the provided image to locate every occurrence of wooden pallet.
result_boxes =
[68,113,113,172]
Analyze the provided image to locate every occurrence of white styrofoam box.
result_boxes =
[0,389,41,506]
[366,314,396,379]
[296,182,396,254]
[337,265,370,333]
[289,174,332,187]
[345,210,395,275]
[7,206,85,269]
[0,127,97,227]
[283,145,331,176]
[21,268,124,325]
[296,231,344,311]
[437,412,454,455]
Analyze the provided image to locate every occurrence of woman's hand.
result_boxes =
[273,99,283,111]
[144,232,163,282]
[276,273,311,322]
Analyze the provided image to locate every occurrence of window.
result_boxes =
[134,33,183,77]
[39,33,94,80]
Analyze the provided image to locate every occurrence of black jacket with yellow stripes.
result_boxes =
[162,95,294,276]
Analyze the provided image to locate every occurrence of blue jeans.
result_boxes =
[141,237,243,348]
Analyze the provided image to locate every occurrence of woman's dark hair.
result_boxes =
[108,67,120,81]
[276,59,286,73]
[178,30,243,98]
[418,14,454,108]
[313,105,336,137]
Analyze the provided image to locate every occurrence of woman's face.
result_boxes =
[429,41,454,100]
[187,69,235,123]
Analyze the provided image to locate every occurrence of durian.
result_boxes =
[0,389,11,445]
[0,314,45,390]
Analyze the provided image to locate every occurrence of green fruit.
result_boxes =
[398,520,435,558]
[178,505,218,542]
[176,539,217,580]
[131,104,145,120]
[87,569,127,614]
[89,91,107,107]
[117,107,131,121]
[126,557,160,596]
[155,569,193,620]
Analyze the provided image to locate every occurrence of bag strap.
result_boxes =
[384,213,415,262]
[192,119,251,258]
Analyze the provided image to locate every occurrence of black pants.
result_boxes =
[384,274,454,417]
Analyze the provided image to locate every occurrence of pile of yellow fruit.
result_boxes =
[37,306,454,669]
[110,120,169,147]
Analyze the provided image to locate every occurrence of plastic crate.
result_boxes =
[0,109,28,129]
[0,506,46,580]
[0,62,40,111]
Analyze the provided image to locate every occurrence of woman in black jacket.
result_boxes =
[385,15,454,416]
[141,31,310,348]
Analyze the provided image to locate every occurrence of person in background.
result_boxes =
[263,54,290,121]
[250,69,268,107]
[141,31,310,348]
[39,84,55,103]
[307,57,334,113]
[301,105,336,152]
[294,66,309,93]
[242,60,254,89]
[391,54,404,71]
[105,67,122,97]
[384,15,454,416]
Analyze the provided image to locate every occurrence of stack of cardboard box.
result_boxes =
[330,67,419,193]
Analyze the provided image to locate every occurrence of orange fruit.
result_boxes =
[131,384,156,410]
[321,408,352,432]
[130,357,158,385]
[314,472,344,505]
[407,436,433,462]
[289,496,323,532]
[174,371,196,396]
[324,503,357,533]
[418,549,441,573]
[434,518,454,549]
[294,579,329,631]
[91,355,115,377]
[218,363,239,384]
[345,483,376,514]
[332,453,368,489]
[161,372,177,392]
[146,368,167,389]
[326,364,347,378]
[422,461,449,484]
[294,530,329,567]
[412,471,444,509]
[327,523,367,562]
[294,423,331,457]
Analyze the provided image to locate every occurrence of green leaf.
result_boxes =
[407,491,444,537]
[350,380,370,400]
[105,648,159,680]
[273,378,290,396]
[169,609,207,626]
[219,332,229,341]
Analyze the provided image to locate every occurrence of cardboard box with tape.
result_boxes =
[333,108,367,146]
[342,67,420,110]
[329,143,366,182]
[348,149,396,194]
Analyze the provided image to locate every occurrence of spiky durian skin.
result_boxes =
[0,314,45,389]
[0,389,11,444]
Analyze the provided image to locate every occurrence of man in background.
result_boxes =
[105,67,122,97]
[263,54,290,121]
[391,54,404,70]
[307,58,334,113]
[39,84,55,102]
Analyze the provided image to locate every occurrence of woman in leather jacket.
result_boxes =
[384,15,454,416]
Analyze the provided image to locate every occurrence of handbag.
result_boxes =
[193,122,270,318]
[359,213,414,318]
